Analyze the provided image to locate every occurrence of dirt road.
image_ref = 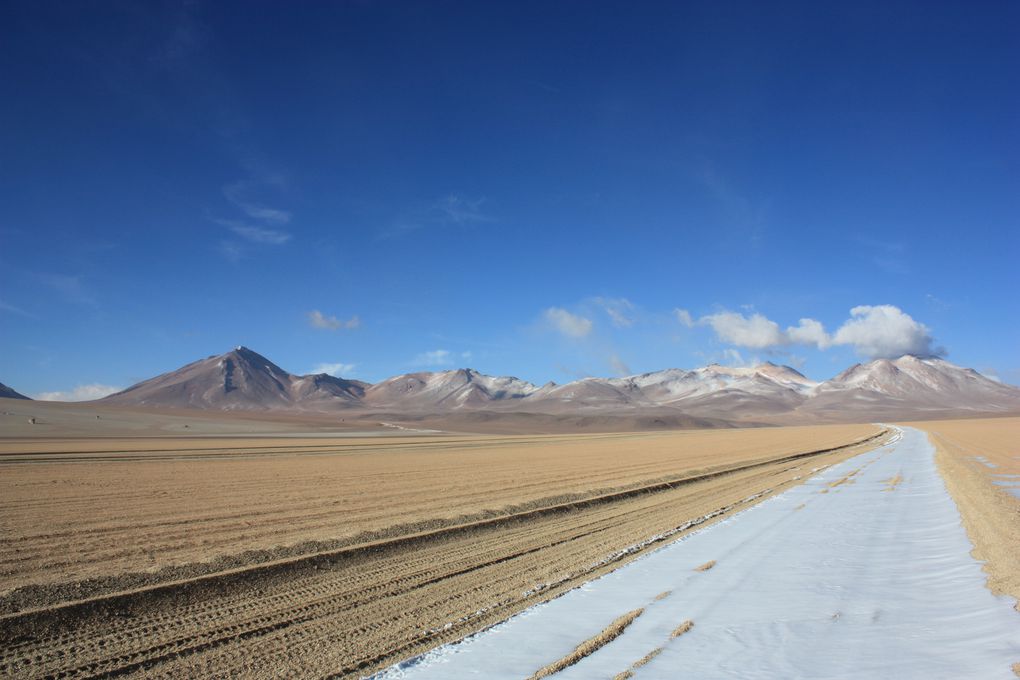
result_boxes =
[382,427,1020,679]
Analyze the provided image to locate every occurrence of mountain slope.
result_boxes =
[362,369,538,411]
[0,382,30,400]
[102,347,366,411]
[804,355,1020,418]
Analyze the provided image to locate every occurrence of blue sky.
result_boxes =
[1,1,1018,398]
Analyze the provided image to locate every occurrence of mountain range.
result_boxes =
[61,346,1020,424]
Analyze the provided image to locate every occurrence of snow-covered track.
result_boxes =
[382,427,1020,679]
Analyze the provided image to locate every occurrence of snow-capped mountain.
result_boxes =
[91,347,1020,422]
[805,355,1020,415]
[519,363,817,417]
[362,368,539,410]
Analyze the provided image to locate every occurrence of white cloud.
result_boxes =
[544,307,593,338]
[413,349,453,366]
[307,310,360,330]
[310,362,356,377]
[229,224,292,245]
[701,311,785,349]
[682,304,939,360]
[831,305,939,359]
[786,318,830,349]
[35,384,121,402]
[595,297,635,328]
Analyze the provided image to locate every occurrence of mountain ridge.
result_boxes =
[83,346,1020,423]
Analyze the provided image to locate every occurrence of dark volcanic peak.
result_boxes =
[102,346,363,411]
[0,382,30,400]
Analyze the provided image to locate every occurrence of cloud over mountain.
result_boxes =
[679,305,940,360]
[830,305,940,359]
[544,307,593,338]
[307,310,360,330]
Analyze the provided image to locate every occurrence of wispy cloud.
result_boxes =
[432,194,491,225]
[595,297,635,328]
[37,274,97,307]
[856,236,908,275]
[213,177,294,259]
[413,349,453,367]
[380,193,493,238]
[310,362,356,377]
[223,181,292,225]
[925,293,950,310]
[0,299,33,317]
[544,307,593,338]
[307,310,360,331]
[608,353,631,376]
[227,223,292,245]
[217,240,244,263]
[35,383,122,402]
[696,166,767,248]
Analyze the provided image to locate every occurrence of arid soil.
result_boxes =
[914,417,1020,605]
[0,423,884,678]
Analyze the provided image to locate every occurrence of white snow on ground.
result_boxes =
[374,427,1020,680]
[992,474,1020,500]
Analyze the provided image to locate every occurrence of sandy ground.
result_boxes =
[0,397,389,438]
[0,424,884,678]
[910,417,1020,605]
[381,427,1020,680]
[0,423,878,603]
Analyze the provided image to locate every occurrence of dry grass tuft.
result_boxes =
[613,645,664,679]
[882,473,903,491]
[670,619,694,639]
[530,608,645,678]
[694,560,716,572]
[653,590,672,601]
[632,647,662,667]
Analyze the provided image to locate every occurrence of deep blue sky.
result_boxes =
[2,1,1018,398]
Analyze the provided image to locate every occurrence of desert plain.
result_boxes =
[0,400,1017,678]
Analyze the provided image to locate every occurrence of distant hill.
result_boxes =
[96,347,1020,423]
[0,382,30,400]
